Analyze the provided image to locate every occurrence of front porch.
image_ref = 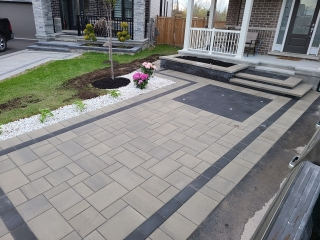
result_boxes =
[181,0,320,59]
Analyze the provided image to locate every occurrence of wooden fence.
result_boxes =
[156,16,226,47]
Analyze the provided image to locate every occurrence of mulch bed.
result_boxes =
[61,54,160,99]
[277,56,302,61]
[177,56,235,68]
[91,77,130,89]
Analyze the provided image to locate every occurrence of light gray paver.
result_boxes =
[7,147,38,166]
[160,212,197,240]
[20,177,52,199]
[19,159,48,176]
[149,228,173,240]
[0,159,16,174]
[179,166,199,179]
[148,146,172,160]
[69,207,106,238]
[61,231,81,240]
[17,195,52,222]
[6,189,27,207]
[87,182,128,211]
[179,137,208,152]
[32,144,57,158]
[67,172,90,186]
[28,167,53,181]
[176,154,202,169]
[110,167,144,191]
[104,134,132,149]
[122,187,163,218]
[49,188,83,212]
[0,168,30,193]
[88,143,112,157]
[154,123,178,135]
[43,182,70,199]
[140,176,170,197]
[56,140,85,157]
[199,186,225,202]
[149,158,181,179]
[206,175,236,196]
[101,199,127,219]
[65,163,84,175]
[0,233,13,240]
[129,137,158,152]
[62,200,90,220]
[0,219,8,238]
[103,162,123,175]
[83,172,113,191]
[113,150,145,169]
[84,231,105,240]
[73,182,94,198]
[133,166,153,179]
[98,206,145,240]
[76,155,107,175]
[45,168,74,186]
[46,155,73,171]
[28,208,73,240]
[165,171,193,190]
[178,192,218,225]
[218,162,251,184]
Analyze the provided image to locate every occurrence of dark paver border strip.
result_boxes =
[0,187,37,240]
[125,98,297,240]
[0,71,195,156]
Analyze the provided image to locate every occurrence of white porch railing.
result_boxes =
[189,28,241,55]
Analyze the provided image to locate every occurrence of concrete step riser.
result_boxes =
[230,78,312,99]
[235,73,302,89]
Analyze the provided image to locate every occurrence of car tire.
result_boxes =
[0,34,7,52]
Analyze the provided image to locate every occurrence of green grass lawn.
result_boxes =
[0,45,180,125]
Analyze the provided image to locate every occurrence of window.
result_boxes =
[114,0,133,19]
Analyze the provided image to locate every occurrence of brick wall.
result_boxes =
[50,0,60,17]
[226,0,283,54]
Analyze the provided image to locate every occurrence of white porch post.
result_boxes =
[235,0,254,58]
[183,0,194,50]
[208,0,216,29]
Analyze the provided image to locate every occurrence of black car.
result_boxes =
[251,121,320,240]
[0,18,14,52]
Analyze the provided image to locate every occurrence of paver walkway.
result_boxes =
[0,69,318,240]
[0,50,80,82]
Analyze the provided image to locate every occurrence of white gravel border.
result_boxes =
[0,71,175,141]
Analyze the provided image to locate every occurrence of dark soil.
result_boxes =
[61,54,160,99]
[92,77,130,89]
[0,95,40,113]
[178,56,235,68]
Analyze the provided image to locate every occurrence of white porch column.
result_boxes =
[208,0,216,29]
[235,0,254,58]
[183,0,194,50]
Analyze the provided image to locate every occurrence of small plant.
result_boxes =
[109,90,121,98]
[141,62,157,78]
[74,100,86,112]
[84,24,97,42]
[133,72,149,89]
[39,108,54,123]
[117,22,131,46]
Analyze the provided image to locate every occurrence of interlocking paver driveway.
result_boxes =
[0,69,318,240]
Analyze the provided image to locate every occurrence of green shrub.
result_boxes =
[84,24,97,42]
[117,22,131,46]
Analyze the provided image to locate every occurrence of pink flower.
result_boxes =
[145,64,151,69]
[138,80,143,84]
[153,65,157,70]
[142,62,147,66]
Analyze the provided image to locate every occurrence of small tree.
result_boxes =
[84,24,97,41]
[102,0,117,80]
[117,22,131,47]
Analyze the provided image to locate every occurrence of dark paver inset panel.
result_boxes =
[174,85,272,122]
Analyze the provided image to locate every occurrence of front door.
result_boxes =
[284,0,320,54]
[60,0,81,30]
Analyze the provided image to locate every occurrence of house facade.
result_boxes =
[182,0,320,58]
[0,0,154,41]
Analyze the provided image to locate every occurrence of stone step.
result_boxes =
[255,66,295,76]
[27,45,70,53]
[35,42,79,48]
[235,72,302,88]
[230,78,312,98]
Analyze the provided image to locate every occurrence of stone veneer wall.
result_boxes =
[133,0,145,40]
[32,0,55,38]
[226,0,283,54]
